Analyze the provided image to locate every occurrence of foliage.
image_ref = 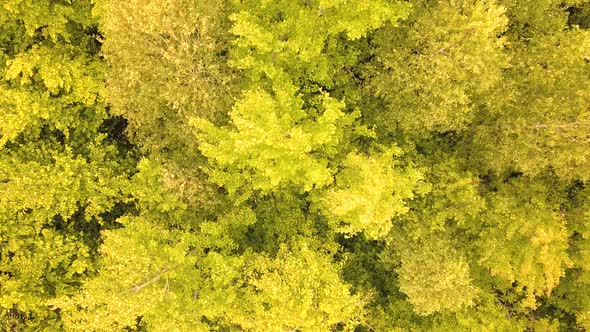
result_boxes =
[0,0,132,329]
[314,148,425,239]
[55,217,365,331]
[476,177,572,308]
[369,0,509,134]
[192,91,354,198]
[386,233,478,315]
[2,0,590,331]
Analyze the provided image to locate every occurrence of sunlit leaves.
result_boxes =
[192,90,355,197]
[56,221,365,331]
[236,243,366,331]
[0,1,130,328]
[385,233,478,315]
[3,0,590,330]
[315,149,424,239]
[477,178,572,308]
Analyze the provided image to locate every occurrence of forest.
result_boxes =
[1,0,589,331]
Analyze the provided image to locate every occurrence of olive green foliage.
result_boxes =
[3,0,590,331]
[370,0,509,133]
[477,178,571,307]
[93,0,236,212]
[470,28,590,179]
[388,234,478,315]
[94,0,235,152]
[0,0,131,330]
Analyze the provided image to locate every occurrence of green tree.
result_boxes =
[55,216,366,331]
[4,0,590,330]
[385,233,478,315]
[313,148,425,239]
[368,0,509,134]
[0,0,132,329]
[467,29,590,180]
[457,0,590,180]
[94,0,237,214]
[476,177,571,309]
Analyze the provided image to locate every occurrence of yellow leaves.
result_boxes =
[1,226,93,316]
[199,207,256,253]
[388,233,478,315]
[229,0,409,95]
[1,1,131,329]
[192,90,352,195]
[478,178,572,308]
[98,0,235,158]
[230,90,283,132]
[230,12,277,53]
[4,45,89,94]
[0,111,30,148]
[318,0,344,9]
[325,0,411,40]
[2,0,78,40]
[56,222,362,331]
[406,156,484,235]
[55,219,203,331]
[0,42,105,148]
[5,56,34,83]
[3,0,589,329]
[317,149,423,239]
[0,150,119,222]
[531,224,573,296]
[236,243,366,331]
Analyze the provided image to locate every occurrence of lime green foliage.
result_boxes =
[194,0,411,199]
[235,243,366,331]
[553,268,590,330]
[0,0,96,41]
[56,218,365,331]
[3,0,590,330]
[315,149,424,239]
[54,217,208,331]
[1,9,104,148]
[229,0,409,88]
[477,178,572,308]
[192,91,355,197]
[0,0,131,329]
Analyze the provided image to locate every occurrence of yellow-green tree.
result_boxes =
[3,0,590,331]
[0,0,132,329]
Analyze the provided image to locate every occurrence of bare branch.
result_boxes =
[119,266,169,295]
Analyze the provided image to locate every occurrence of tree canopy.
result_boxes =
[1,0,590,331]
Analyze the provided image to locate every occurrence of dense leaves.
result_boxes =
[2,0,590,331]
